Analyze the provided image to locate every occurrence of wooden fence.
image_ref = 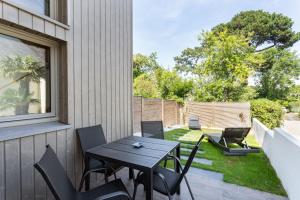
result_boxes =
[184,101,251,128]
[133,97,180,133]
[133,97,251,132]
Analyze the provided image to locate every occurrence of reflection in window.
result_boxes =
[0,34,51,117]
[10,0,50,16]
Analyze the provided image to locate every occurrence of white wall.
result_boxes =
[252,118,300,200]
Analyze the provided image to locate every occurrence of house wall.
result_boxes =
[67,0,133,189]
[252,118,300,200]
[0,0,133,199]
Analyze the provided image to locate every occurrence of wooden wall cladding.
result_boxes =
[0,0,68,41]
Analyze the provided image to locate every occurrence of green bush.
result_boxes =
[251,99,283,129]
[289,101,300,113]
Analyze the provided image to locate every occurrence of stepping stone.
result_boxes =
[187,167,223,181]
[181,143,196,147]
[181,148,204,154]
[181,155,212,165]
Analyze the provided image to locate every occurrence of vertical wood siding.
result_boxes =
[67,0,133,189]
[0,0,133,199]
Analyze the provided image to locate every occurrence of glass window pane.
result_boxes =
[0,34,51,118]
[10,0,50,16]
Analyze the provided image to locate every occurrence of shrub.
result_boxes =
[289,101,300,113]
[251,99,283,129]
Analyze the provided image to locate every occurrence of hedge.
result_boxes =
[251,99,283,129]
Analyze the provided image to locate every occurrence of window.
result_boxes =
[10,0,50,16]
[0,25,58,123]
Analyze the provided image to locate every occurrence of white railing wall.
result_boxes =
[252,118,300,200]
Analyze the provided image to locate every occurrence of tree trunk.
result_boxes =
[15,78,30,115]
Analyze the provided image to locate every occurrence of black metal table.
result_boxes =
[85,136,180,200]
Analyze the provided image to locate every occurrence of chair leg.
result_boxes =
[104,174,108,183]
[78,168,87,191]
[164,159,167,168]
[78,175,85,192]
[113,172,117,180]
[133,183,138,200]
[184,175,195,200]
[129,168,134,179]
[173,157,176,170]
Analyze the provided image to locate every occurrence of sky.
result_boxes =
[133,0,300,70]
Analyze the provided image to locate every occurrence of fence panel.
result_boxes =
[133,97,179,133]
[184,102,251,128]
[133,98,251,132]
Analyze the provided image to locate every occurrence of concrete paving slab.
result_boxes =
[181,147,204,154]
[181,155,213,165]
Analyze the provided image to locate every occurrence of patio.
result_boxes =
[87,168,287,200]
[0,0,298,199]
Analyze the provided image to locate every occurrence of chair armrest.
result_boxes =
[95,191,131,200]
[154,171,171,197]
[78,167,108,191]
[166,155,183,171]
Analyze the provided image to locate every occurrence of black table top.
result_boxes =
[86,136,180,170]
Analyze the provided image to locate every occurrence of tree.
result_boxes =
[133,73,159,98]
[133,52,161,79]
[255,48,300,100]
[0,56,44,115]
[175,30,263,102]
[213,10,300,52]
[156,69,193,103]
[287,85,300,102]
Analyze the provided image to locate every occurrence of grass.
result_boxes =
[164,128,287,196]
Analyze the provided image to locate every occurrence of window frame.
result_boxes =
[0,24,59,125]
[5,0,57,19]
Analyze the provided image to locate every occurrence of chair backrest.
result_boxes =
[141,121,164,139]
[221,127,251,143]
[76,125,107,156]
[177,135,205,187]
[169,135,204,194]
[181,135,204,175]
[34,145,76,200]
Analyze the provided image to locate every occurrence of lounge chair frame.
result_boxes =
[204,127,260,156]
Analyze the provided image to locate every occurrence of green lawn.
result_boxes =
[164,128,287,196]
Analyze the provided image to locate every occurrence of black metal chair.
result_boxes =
[204,127,260,156]
[141,121,175,168]
[141,121,165,139]
[77,125,122,191]
[34,145,132,200]
[133,135,205,200]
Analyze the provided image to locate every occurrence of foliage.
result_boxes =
[164,128,287,196]
[255,48,300,100]
[175,30,263,102]
[213,10,300,52]
[0,56,43,115]
[132,53,193,102]
[0,89,38,111]
[288,101,300,113]
[251,99,283,129]
[211,10,300,101]
[155,69,193,103]
[133,52,161,79]
[287,85,300,102]
[133,74,159,98]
